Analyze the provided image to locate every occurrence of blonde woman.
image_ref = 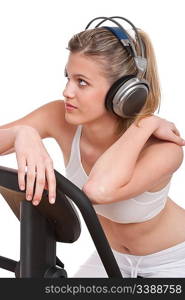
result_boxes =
[0,16,185,277]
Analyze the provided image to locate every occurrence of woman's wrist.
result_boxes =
[136,115,160,132]
[14,125,40,139]
[0,126,37,156]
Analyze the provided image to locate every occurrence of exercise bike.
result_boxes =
[0,165,122,278]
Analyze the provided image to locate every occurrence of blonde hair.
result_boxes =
[67,27,161,135]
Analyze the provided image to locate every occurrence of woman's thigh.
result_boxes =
[73,250,128,278]
[141,259,185,278]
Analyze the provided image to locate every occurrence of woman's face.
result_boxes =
[63,52,113,125]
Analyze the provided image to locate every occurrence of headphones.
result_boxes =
[85,16,150,118]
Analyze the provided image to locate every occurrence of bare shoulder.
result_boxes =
[140,137,184,188]
[0,99,77,140]
[143,136,184,167]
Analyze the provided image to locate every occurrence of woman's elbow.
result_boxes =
[82,181,113,204]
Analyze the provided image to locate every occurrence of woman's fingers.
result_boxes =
[170,125,185,145]
[14,127,56,204]
[44,181,48,190]
[25,161,37,201]
[172,128,180,136]
[32,163,56,205]
[21,159,56,206]
[45,163,56,204]
[32,164,46,205]
[169,130,185,145]
[16,154,26,191]
[17,152,56,205]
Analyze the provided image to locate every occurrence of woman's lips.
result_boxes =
[67,103,77,108]
[65,103,78,111]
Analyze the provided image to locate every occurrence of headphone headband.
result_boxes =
[103,26,136,58]
[85,16,147,77]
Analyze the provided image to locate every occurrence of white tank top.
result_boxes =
[65,125,171,224]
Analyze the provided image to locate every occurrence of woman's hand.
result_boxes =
[151,116,185,146]
[14,126,56,206]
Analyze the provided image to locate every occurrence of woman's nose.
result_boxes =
[63,81,75,99]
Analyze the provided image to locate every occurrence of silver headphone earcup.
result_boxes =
[112,77,149,118]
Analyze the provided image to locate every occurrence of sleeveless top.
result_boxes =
[65,125,171,224]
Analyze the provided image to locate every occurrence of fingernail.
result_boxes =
[33,201,39,206]
[50,198,55,204]
[26,195,32,201]
[20,185,25,191]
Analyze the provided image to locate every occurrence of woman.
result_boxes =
[0,17,185,278]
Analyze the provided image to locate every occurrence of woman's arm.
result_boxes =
[0,147,15,155]
[0,127,19,155]
[83,116,184,203]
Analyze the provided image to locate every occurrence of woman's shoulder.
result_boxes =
[0,99,76,140]
[141,136,184,171]
[134,136,183,192]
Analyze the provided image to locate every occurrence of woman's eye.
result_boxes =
[64,72,69,82]
[79,79,87,86]
[64,69,68,78]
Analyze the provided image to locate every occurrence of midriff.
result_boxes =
[97,197,185,255]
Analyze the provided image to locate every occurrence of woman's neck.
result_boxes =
[81,117,120,149]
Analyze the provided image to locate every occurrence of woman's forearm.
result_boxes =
[0,146,15,155]
[83,116,159,197]
[0,127,18,155]
[0,125,35,156]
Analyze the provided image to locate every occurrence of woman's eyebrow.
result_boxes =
[65,67,91,81]
[73,73,91,80]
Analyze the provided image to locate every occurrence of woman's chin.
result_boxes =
[64,114,82,125]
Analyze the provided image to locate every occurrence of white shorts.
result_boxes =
[73,241,185,278]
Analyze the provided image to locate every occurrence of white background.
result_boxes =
[0,0,184,277]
